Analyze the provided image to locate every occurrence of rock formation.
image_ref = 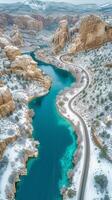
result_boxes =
[69,15,112,54]
[52,19,69,54]
[0,32,51,200]
[10,24,24,47]
[0,84,15,118]
[0,37,10,49]
[0,135,17,159]
[10,55,51,89]
[4,45,21,60]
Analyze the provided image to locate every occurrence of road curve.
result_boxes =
[60,54,90,200]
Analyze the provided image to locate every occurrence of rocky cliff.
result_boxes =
[0,36,10,49]
[0,33,51,200]
[52,19,69,54]
[0,84,15,118]
[10,24,24,47]
[4,45,21,60]
[69,15,112,54]
[10,54,51,89]
[0,135,17,159]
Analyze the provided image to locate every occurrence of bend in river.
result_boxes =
[16,52,77,200]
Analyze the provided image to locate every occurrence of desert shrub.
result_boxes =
[108,92,112,101]
[100,146,108,158]
[94,174,108,192]
[104,194,110,200]
[59,101,64,107]
[67,189,76,198]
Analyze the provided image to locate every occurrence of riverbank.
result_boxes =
[57,42,112,200]
[1,4,112,200]
[34,50,90,199]
[15,52,78,200]
[0,40,51,200]
[18,12,112,200]
[57,55,90,200]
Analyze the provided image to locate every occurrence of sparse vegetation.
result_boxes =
[94,174,108,192]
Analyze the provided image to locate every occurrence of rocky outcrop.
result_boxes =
[52,19,69,54]
[1,43,51,90]
[10,55,51,89]
[0,84,15,118]
[4,45,21,60]
[0,34,51,200]
[0,37,11,49]
[10,24,24,47]
[0,135,17,159]
[69,15,112,54]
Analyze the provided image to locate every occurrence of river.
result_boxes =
[16,52,77,200]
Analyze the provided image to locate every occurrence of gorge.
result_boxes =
[0,1,112,200]
[16,52,77,200]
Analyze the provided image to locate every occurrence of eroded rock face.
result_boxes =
[4,45,21,61]
[0,136,17,159]
[10,24,24,47]
[0,37,11,49]
[69,15,112,54]
[0,33,51,200]
[52,19,69,54]
[0,85,15,118]
[10,55,51,89]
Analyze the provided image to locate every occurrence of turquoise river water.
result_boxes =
[16,52,77,200]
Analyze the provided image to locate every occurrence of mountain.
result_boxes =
[24,0,98,14]
[25,0,47,10]
[0,2,33,14]
[24,0,112,15]
[98,3,112,14]
[0,0,111,15]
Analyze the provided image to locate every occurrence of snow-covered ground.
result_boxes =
[56,62,88,200]
[35,35,112,199]
[0,42,50,199]
[50,35,112,199]
[66,42,112,200]
[0,138,38,200]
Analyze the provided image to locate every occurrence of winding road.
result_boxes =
[59,54,90,200]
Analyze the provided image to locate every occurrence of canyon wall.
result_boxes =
[69,15,112,54]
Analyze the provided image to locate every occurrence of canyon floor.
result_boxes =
[0,1,112,200]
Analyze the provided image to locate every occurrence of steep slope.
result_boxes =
[52,19,69,54]
[69,15,112,54]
